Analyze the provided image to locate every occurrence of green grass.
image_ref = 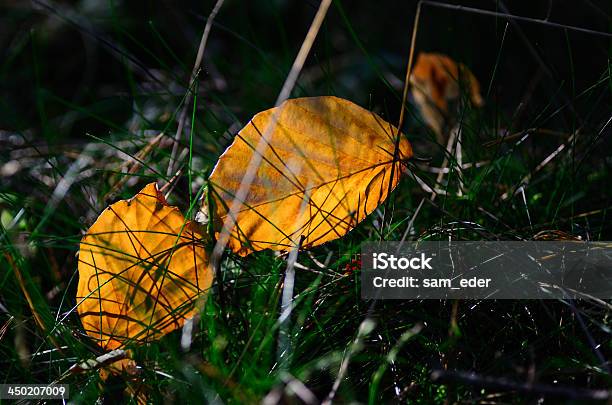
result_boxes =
[1,1,612,403]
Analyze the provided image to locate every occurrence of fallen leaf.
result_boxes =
[77,183,211,350]
[410,52,483,141]
[203,96,412,255]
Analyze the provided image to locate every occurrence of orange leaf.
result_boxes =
[77,183,212,350]
[410,52,483,140]
[203,96,412,255]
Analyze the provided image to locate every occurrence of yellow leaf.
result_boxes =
[77,183,211,350]
[205,96,412,256]
[410,52,483,141]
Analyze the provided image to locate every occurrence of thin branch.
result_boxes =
[167,0,226,177]
[381,1,422,236]
[431,369,610,401]
[211,0,333,265]
[421,0,612,38]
